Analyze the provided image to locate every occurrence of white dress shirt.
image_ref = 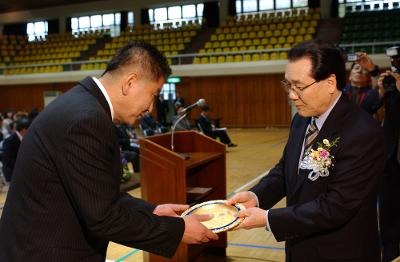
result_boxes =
[92,77,115,121]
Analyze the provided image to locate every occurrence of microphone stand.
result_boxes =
[171,112,190,160]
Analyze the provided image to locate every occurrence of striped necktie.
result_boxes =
[303,118,319,157]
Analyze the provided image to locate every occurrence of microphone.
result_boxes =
[179,98,206,115]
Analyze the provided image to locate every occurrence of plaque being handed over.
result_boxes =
[181,200,246,233]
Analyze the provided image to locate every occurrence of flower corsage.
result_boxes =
[300,137,340,181]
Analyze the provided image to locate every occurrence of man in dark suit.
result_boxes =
[377,69,400,262]
[1,116,31,182]
[197,105,237,147]
[0,42,217,262]
[227,40,385,262]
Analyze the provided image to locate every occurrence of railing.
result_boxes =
[0,40,397,74]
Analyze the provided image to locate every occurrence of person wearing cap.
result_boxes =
[197,105,237,147]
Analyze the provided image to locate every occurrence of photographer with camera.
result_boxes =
[377,46,400,262]
[343,52,382,115]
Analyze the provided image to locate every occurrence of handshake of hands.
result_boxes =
[153,191,268,245]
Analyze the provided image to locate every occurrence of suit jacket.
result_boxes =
[1,132,21,181]
[251,95,385,262]
[197,115,213,137]
[0,77,184,262]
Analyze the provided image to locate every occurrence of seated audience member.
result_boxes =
[1,117,31,182]
[140,111,168,136]
[197,106,237,147]
[172,102,192,131]
[116,124,140,172]
[343,52,382,115]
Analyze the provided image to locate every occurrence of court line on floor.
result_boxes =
[116,169,271,261]
[226,169,270,198]
[115,248,140,262]
[228,242,285,251]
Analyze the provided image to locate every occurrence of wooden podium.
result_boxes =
[140,131,227,262]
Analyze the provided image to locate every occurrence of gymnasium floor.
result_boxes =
[0,128,289,262]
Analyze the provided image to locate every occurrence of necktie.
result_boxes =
[303,118,319,158]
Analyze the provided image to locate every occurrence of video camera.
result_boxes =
[383,46,400,92]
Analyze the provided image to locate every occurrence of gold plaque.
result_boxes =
[181,200,246,233]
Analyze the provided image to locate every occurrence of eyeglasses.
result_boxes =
[281,79,319,98]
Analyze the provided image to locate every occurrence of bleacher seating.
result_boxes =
[194,8,320,64]
[340,8,400,53]
[84,22,202,69]
[1,31,105,75]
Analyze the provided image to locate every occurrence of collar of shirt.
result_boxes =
[92,77,115,120]
[16,131,22,141]
[313,91,342,130]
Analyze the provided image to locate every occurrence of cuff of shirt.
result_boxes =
[266,209,273,232]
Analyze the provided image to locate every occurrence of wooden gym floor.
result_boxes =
[0,128,289,262]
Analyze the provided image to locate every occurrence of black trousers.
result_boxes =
[379,154,400,262]
[211,130,231,145]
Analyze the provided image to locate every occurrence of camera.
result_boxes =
[346,53,358,62]
[383,46,400,92]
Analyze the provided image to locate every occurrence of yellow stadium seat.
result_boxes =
[280,52,288,60]
[236,39,244,47]
[212,42,220,48]
[299,28,307,35]
[274,44,282,49]
[200,57,209,64]
[261,53,270,60]
[253,39,260,46]
[265,30,272,38]
[228,40,236,47]
[215,48,222,53]
[261,38,269,45]
[239,46,247,51]
[270,52,279,60]
[307,27,316,35]
[193,57,201,64]
[220,41,228,48]
[226,55,234,62]
[278,36,286,44]
[295,35,304,43]
[234,55,243,62]
[244,54,251,62]
[273,30,281,37]
[226,33,233,40]
[249,32,256,39]
[257,45,264,50]
[252,54,260,61]
[210,56,217,63]
[223,47,230,52]
[217,56,225,63]
[304,34,313,41]
[286,36,295,44]
[270,37,278,45]
[231,47,239,52]
[282,29,289,36]
[283,43,291,49]
[244,39,252,46]
[218,34,225,41]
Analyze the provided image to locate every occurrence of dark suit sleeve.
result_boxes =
[57,113,184,258]
[1,135,19,181]
[250,146,287,210]
[268,125,385,242]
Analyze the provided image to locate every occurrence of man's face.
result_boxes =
[120,76,164,125]
[349,63,370,87]
[285,58,335,118]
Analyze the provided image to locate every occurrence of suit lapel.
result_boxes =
[292,94,348,195]
[286,116,309,192]
[79,76,112,121]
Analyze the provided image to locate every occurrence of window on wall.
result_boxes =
[148,3,204,28]
[128,11,134,25]
[71,12,121,36]
[27,21,48,41]
[161,83,176,100]
[236,0,308,13]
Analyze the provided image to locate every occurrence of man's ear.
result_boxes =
[122,73,138,96]
[327,74,337,93]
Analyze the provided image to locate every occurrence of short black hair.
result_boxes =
[103,41,171,81]
[288,40,346,90]
[16,116,31,132]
